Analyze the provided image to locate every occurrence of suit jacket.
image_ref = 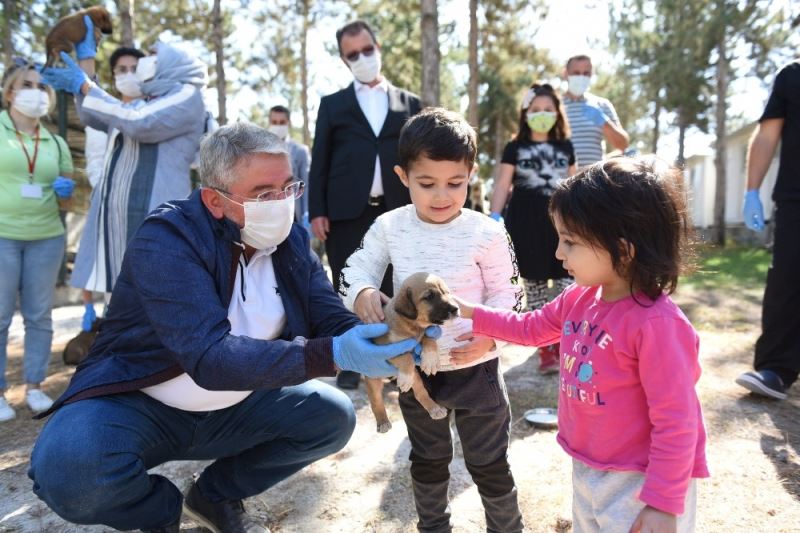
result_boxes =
[309,82,422,222]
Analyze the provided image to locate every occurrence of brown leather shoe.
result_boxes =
[183,481,269,533]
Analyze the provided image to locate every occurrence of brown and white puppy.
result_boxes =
[365,272,460,433]
[45,6,114,67]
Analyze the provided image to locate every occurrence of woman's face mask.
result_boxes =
[115,73,143,98]
[12,89,50,119]
[527,111,557,133]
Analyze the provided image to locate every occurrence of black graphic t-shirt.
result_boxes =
[501,139,575,196]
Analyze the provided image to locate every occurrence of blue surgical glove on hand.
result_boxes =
[743,189,765,232]
[41,52,88,94]
[583,103,609,127]
[52,176,75,198]
[489,212,503,223]
[82,303,96,332]
[75,16,97,60]
[332,323,418,378]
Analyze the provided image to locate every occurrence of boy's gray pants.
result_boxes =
[572,459,697,533]
[399,357,524,533]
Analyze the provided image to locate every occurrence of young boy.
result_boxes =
[339,108,525,532]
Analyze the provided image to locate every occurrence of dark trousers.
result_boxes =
[755,201,800,387]
[326,203,393,295]
[399,358,523,533]
[28,383,355,531]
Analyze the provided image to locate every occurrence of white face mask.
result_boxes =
[13,89,50,119]
[136,56,158,84]
[268,124,289,140]
[348,51,381,84]
[237,196,295,250]
[115,72,143,98]
[567,75,591,97]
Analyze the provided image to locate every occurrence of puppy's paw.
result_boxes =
[396,371,415,393]
[419,350,440,376]
[377,421,392,433]
[427,404,448,420]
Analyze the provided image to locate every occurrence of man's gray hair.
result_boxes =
[199,121,289,190]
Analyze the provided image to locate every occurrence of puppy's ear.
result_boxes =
[394,287,418,320]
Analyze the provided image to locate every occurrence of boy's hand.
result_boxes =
[450,333,495,365]
[452,295,476,319]
[354,287,389,324]
[629,505,677,533]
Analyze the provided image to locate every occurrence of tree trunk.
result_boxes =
[3,0,15,68]
[651,99,661,154]
[116,0,135,47]
[676,121,686,168]
[493,114,504,177]
[300,0,310,146]
[212,0,227,125]
[467,0,479,127]
[420,0,440,107]
[713,31,728,246]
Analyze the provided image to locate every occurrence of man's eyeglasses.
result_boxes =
[344,45,376,63]
[215,180,305,203]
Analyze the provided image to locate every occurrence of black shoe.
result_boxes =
[183,481,269,533]
[736,370,788,400]
[141,520,180,533]
[336,370,361,390]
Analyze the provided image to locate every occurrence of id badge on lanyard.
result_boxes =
[15,126,43,199]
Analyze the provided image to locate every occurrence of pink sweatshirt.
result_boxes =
[472,284,709,515]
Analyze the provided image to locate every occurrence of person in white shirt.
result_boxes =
[309,19,422,389]
[340,108,525,532]
[562,54,629,167]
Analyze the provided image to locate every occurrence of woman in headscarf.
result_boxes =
[43,35,208,305]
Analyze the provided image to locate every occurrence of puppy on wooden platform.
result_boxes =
[365,272,459,433]
[45,6,113,67]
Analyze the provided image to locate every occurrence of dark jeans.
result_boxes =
[326,203,393,295]
[755,201,800,387]
[399,358,523,532]
[28,381,355,531]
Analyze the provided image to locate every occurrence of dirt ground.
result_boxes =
[0,282,798,532]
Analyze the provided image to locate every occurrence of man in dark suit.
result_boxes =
[309,20,422,389]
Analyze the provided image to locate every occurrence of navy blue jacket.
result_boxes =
[44,190,359,416]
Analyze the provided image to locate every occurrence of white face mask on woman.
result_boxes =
[13,89,50,119]
[115,73,143,98]
[229,195,295,250]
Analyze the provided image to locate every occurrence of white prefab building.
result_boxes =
[684,122,780,229]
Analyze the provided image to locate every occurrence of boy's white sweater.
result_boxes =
[340,205,523,371]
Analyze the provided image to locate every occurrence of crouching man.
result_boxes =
[28,122,418,533]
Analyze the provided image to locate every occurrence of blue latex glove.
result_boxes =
[583,103,609,127]
[75,15,97,60]
[332,323,418,378]
[52,176,75,198]
[412,326,444,364]
[743,189,765,232]
[82,303,96,332]
[41,52,88,94]
[489,212,503,223]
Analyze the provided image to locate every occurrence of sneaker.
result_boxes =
[537,343,560,375]
[0,397,16,422]
[25,389,54,413]
[183,481,269,533]
[735,370,788,400]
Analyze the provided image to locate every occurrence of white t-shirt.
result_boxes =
[340,205,523,371]
[142,248,286,411]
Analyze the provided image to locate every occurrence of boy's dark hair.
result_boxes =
[336,20,377,56]
[549,157,695,302]
[517,83,571,142]
[109,46,145,72]
[269,105,290,120]
[397,108,477,171]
